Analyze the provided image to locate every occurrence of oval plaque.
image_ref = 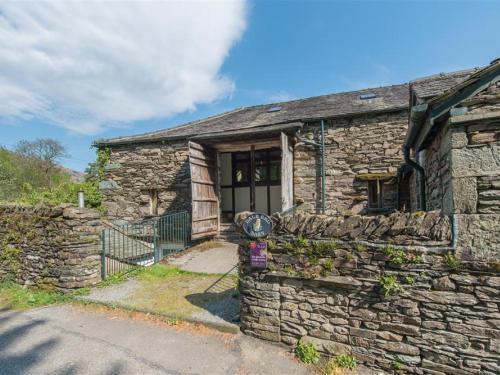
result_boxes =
[241,213,273,239]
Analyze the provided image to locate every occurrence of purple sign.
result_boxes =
[249,241,267,269]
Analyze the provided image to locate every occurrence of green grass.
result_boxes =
[120,264,237,319]
[0,281,73,310]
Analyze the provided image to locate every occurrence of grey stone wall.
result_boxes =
[240,213,499,374]
[275,210,451,246]
[100,140,191,221]
[0,204,101,290]
[294,110,408,215]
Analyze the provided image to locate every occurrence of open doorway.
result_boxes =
[220,148,282,221]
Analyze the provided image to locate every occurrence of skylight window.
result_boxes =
[359,93,377,100]
[267,106,282,112]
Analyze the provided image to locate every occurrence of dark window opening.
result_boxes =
[367,180,383,210]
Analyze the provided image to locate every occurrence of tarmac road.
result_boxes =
[0,304,308,375]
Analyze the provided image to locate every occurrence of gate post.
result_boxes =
[153,222,159,263]
[101,229,106,280]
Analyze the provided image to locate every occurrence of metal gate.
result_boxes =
[101,211,190,279]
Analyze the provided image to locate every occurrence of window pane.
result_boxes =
[235,152,249,161]
[270,162,280,182]
[269,149,281,159]
[235,162,249,183]
[255,150,267,160]
[255,165,268,182]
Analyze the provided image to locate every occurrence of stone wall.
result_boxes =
[100,140,191,221]
[239,213,499,374]
[0,204,101,290]
[294,110,408,216]
[275,210,451,246]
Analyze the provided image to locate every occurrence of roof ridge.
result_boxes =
[410,67,482,84]
[94,107,246,144]
[245,82,409,109]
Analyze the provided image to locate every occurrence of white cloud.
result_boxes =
[0,1,247,134]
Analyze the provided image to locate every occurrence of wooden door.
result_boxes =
[281,133,294,211]
[189,141,219,239]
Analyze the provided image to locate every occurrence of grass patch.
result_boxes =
[190,241,226,251]
[103,264,238,319]
[0,281,73,310]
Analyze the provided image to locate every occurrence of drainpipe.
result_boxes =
[320,120,326,214]
[403,146,426,211]
[297,120,327,214]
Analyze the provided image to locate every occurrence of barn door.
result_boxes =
[281,132,294,211]
[189,141,219,239]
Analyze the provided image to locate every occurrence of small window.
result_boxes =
[367,180,383,210]
[149,189,158,215]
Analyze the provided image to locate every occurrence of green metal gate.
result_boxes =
[101,211,190,279]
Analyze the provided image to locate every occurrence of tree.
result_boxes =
[15,138,68,166]
[14,138,68,178]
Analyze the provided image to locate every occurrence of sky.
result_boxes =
[1,0,499,172]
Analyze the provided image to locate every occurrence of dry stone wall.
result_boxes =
[0,204,101,290]
[239,212,499,374]
[294,110,408,215]
[100,140,191,221]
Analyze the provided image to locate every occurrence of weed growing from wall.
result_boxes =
[379,274,402,296]
[444,252,461,270]
[333,354,357,369]
[295,340,320,364]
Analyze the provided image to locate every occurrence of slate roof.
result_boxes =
[95,84,409,146]
[410,67,482,100]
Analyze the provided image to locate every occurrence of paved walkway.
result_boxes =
[0,305,309,375]
[167,242,239,275]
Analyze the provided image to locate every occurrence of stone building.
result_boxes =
[406,59,500,259]
[95,59,500,243]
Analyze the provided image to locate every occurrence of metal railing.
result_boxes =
[101,211,190,279]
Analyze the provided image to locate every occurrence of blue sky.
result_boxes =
[1,0,499,171]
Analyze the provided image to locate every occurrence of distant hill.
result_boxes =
[57,165,85,182]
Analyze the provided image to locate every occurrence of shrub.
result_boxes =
[17,180,102,209]
[295,340,320,364]
[379,274,402,296]
[0,245,22,279]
